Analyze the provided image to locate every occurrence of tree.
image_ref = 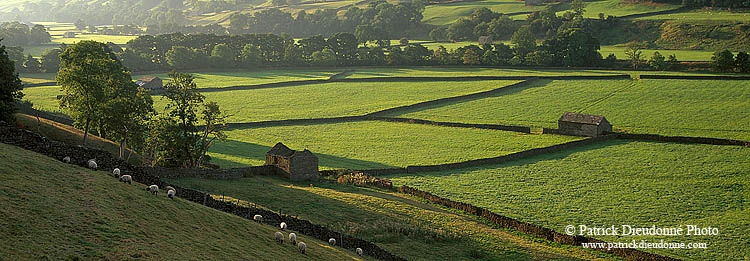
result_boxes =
[711,49,735,72]
[40,48,62,73]
[624,41,646,69]
[166,46,200,70]
[603,53,617,67]
[74,19,87,30]
[160,72,204,167]
[210,43,236,68]
[570,0,586,16]
[511,26,536,58]
[56,41,135,145]
[667,54,679,70]
[195,101,228,165]
[102,87,153,159]
[23,55,41,73]
[0,40,24,123]
[311,48,337,66]
[462,48,480,65]
[648,51,667,70]
[734,51,750,73]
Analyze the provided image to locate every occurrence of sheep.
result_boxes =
[119,175,132,184]
[275,232,284,244]
[146,185,158,195]
[328,238,336,246]
[112,168,120,178]
[280,222,287,231]
[167,189,176,199]
[356,248,363,256]
[297,242,306,254]
[87,159,97,169]
[289,233,297,245]
[165,186,175,192]
[62,156,70,163]
[253,214,263,223]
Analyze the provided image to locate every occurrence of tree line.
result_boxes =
[0,22,51,46]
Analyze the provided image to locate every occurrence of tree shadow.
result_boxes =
[209,139,394,170]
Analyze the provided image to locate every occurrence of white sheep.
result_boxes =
[62,156,70,163]
[167,189,176,199]
[146,185,158,195]
[87,159,97,169]
[275,231,284,244]
[119,175,132,184]
[165,186,175,192]
[297,242,306,254]
[112,168,120,178]
[289,233,297,245]
[280,222,287,231]
[328,238,336,246]
[356,248,363,256]
[253,214,263,223]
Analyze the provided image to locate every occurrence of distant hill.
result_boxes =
[0,142,363,260]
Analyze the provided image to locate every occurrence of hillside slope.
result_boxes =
[0,142,364,260]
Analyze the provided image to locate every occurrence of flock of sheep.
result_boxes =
[69,157,365,258]
[269,220,364,257]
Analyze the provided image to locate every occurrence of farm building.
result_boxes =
[265,143,319,181]
[135,76,163,90]
[478,36,493,45]
[62,32,76,38]
[557,112,612,137]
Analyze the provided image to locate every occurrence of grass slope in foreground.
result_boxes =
[396,79,750,140]
[0,142,363,260]
[386,140,750,260]
[209,121,582,169]
[167,175,609,260]
[153,80,521,123]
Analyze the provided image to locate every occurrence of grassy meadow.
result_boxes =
[574,0,681,19]
[166,175,610,260]
[422,0,547,25]
[152,80,522,123]
[0,142,363,260]
[634,9,750,22]
[395,79,750,140]
[384,140,750,260]
[208,121,582,169]
[134,69,338,89]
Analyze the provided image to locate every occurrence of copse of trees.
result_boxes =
[712,50,750,73]
[0,40,24,123]
[0,22,51,46]
[433,7,518,42]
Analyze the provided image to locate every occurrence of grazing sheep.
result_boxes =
[167,189,176,199]
[356,248,363,256]
[289,233,297,245]
[297,242,306,254]
[280,222,287,231]
[253,214,263,223]
[112,168,120,178]
[119,175,132,184]
[87,159,97,169]
[328,238,336,246]
[165,186,175,192]
[275,232,284,244]
[146,185,158,195]
[62,156,70,163]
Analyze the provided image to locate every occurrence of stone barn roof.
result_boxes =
[137,76,159,82]
[267,142,294,157]
[559,112,608,125]
[292,149,316,158]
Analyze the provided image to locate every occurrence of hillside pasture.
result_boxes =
[573,0,682,19]
[0,142,363,260]
[394,79,750,140]
[422,0,548,25]
[208,121,582,169]
[634,9,750,22]
[385,140,750,260]
[166,175,609,260]
[133,69,338,89]
[152,80,522,123]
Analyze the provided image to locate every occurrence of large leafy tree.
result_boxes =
[0,40,24,123]
[57,40,145,145]
[711,50,735,72]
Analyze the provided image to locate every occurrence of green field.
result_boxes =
[599,45,718,61]
[385,140,750,260]
[208,121,582,169]
[166,175,609,260]
[634,9,750,22]
[422,0,548,25]
[395,79,750,140]
[0,142,362,260]
[134,70,337,89]
[152,80,521,123]
[575,0,681,19]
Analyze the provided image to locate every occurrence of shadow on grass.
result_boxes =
[385,139,631,179]
[209,139,394,170]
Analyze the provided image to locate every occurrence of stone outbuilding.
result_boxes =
[557,112,612,137]
[63,32,76,38]
[265,143,319,181]
[135,76,163,90]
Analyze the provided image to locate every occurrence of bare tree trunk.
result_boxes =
[83,118,90,146]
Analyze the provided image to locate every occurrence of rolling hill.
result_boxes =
[0,142,365,260]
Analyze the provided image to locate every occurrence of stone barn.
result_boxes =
[557,112,612,137]
[478,36,493,45]
[265,143,319,181]
[135,76,163,90]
